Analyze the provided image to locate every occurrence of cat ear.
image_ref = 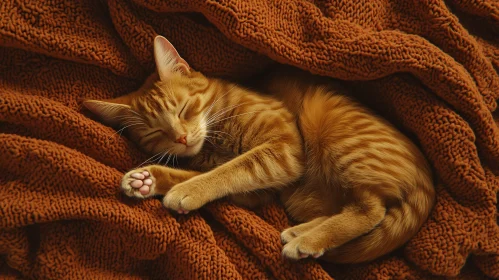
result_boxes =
[83,99,133,127]
[154,35,191,80]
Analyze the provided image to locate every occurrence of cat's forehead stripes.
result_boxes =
[131,85,182,119]
[152,81,178,105]
[147,95,165,117]
[132,99,148,114]
[131,95,159,118]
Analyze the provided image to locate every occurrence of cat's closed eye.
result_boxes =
[179,102,188,118]
[144,129,163,138]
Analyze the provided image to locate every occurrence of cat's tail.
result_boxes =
[322,171,435,264]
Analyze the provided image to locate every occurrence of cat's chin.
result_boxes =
[180,140,204,157]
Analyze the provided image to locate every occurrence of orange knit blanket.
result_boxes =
[1,0,498,279]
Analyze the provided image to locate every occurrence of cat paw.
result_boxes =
[282,234,325,260]
[121,169,156,198]
[163,183,206,214]
[281,227,300,244]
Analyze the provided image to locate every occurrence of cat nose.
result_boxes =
[175,135,187,145]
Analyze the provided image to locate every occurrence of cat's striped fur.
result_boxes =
[84,36,435,263]
[262,67,436,263]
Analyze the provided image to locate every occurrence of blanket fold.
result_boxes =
[1,0,498,279]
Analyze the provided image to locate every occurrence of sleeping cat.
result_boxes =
[83,36,435,263]
[83,36,304,214]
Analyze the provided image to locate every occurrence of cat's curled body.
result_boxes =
[84,36,435,264]
[261,67,436,263]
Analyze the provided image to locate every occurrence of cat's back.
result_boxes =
[303,87,430,190]
[263,66,433,199]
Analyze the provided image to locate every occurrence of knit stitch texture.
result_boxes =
[0,0,498,279]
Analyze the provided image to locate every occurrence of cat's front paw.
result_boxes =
[282,234,326,260]
[163,183,207,214]
[281,227,300,244]
[121,168,156,198]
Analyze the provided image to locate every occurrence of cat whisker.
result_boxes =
[206,105,260,127]
[137,151,165,168]
[127,109,144,118]
[207,111,265,127]
[173,154,179,168]
[98,103,143,120]
[205,101,252,125]
[205,102,241,123]
[204,85,236,118]
[157,150,172,165]
[204,135,221,139]
[101,112,145,127]
[206,130,233,139]
[164,154,175,167]
[105,123,142,143]
[204,135,226,146]
[165,153,174,166]
[115,124,140,136]
[204,133,226,143]
[203,136,217,147]
[116,122,144,134]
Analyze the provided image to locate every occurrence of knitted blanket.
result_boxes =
[1,0,498,279]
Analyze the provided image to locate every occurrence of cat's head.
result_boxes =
[83,36,211,157]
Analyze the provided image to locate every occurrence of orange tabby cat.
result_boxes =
[84,36,435,263]
[260,67,436,263]
[83,36,304,215]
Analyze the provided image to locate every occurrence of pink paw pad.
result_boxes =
[130,171,152,195]
[177,208,189,214]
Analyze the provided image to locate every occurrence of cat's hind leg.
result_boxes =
[282,193,385,260]
[281,217,328,245]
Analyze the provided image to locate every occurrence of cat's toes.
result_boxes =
[282,235,325,260]
[121,169,156,198]
[281,228,299,244]
[163,184,205,214]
